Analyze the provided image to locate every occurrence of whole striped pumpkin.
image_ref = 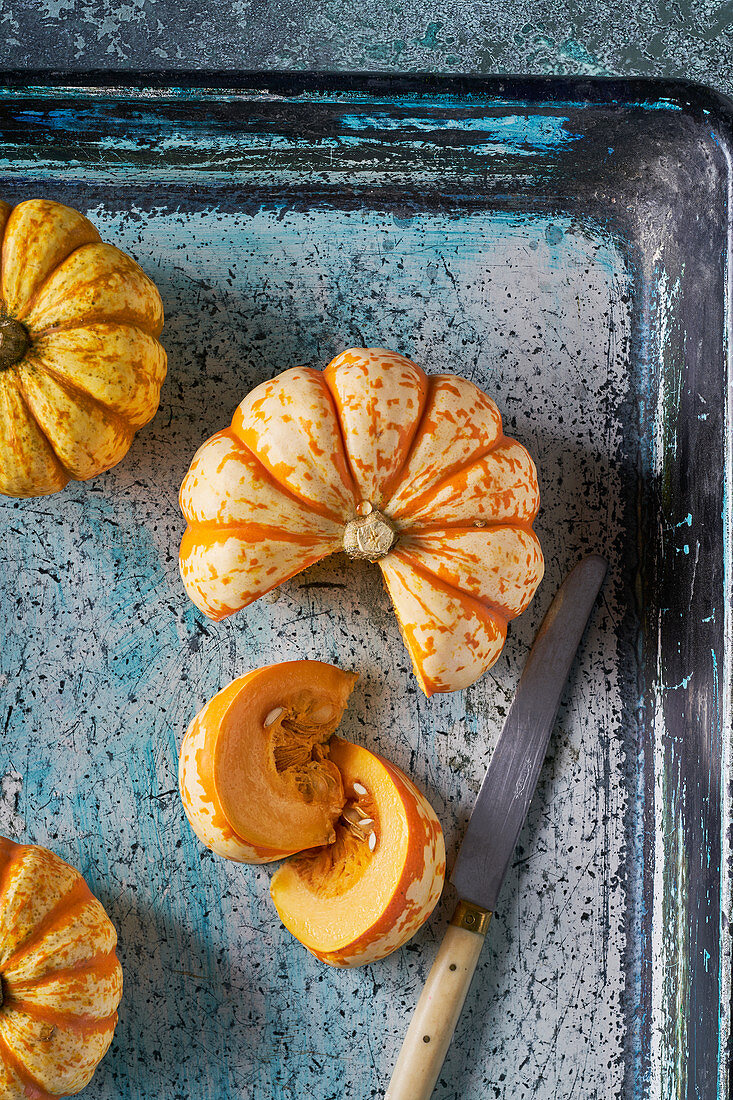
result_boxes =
[180,347,543,696]
[0,836,122,1098]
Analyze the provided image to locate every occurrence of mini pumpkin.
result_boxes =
[0,199,166,497]
[0,836,122,1099]
[180,348,543,695]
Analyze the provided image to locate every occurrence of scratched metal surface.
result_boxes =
[0,75,730,1100]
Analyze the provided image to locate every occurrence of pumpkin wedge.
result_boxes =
[179,661,445,966]
[270,737,445,967]
[180,348,543,696]
[0,836,122,1099]
[179,661,355,863]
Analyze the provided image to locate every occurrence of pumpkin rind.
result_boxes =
[270,737,446,968]
[0,836,122,1099]
[180,348,544,695]
[0,199,166,498]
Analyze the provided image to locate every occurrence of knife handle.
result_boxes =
[385,901,491,1100]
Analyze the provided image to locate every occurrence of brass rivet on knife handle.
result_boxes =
[450,899,492,935]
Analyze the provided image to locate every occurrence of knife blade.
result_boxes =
[385,554,607,1100]
[451,552,608,910]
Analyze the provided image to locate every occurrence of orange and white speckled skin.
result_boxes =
[0,836,122,1099]
[178,672,294,863]
[233,366,357,521]
[179,429,343,620]
[323,348,428,504]
[270,738,446,968]
[180,348,544,695]
[0,199,166,498]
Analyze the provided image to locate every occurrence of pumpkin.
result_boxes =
[0,836,122,1098]
[269,736,446,968]
[180,348,543,696]
[179,661,445,967]
[0,199,166,497]
[179,660,355,863]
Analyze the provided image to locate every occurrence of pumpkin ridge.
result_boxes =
[20,242,163,338]
[12,241,102,326]
[385,548,510,627]
[0,839,26,911]
[1,998,119,1035]
[392,436,541,528]
[379,372,454,508]
[0,200,13,261]
[10,375,75,482]
[224,426,353,526]
[318,369,361,510]
[36,322,168,388]
[401,517,538,535]
[1,880,94,975]
[184,518,341,544]
[26,356,138,437]
[33,310,163,339]
[323,350,429,508]
[320,366,371,507]
[380,561,506,697]
[7,949,121,995]
[0,1030,56,1100]
[388,431,507,519]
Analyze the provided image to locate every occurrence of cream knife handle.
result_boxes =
[385,902,491,1100]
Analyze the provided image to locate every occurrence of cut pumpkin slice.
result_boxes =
[179,661,356,863]
[270,736,445,967]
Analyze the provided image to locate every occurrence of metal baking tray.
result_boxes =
[0,73,730,1100]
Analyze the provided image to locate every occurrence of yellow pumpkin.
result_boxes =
[0,199,166,497]
[180,348,544,696]
[0,836,122,1098]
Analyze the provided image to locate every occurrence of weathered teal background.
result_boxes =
[0,7,731,1099]
[2,0,732,93]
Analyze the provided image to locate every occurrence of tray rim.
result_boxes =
[0,70,730,1100]
[0,70,731,122]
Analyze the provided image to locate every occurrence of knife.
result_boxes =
[385,554,608,1100]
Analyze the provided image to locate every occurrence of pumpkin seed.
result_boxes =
[368,832,377,851]
[264,707,285,727]
[340,804,372,840]
[353,782,367,796]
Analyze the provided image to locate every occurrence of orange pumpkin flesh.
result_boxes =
[179,662,446,966]
[0,836,122,1099]
[179,661,356,863]
[270,737,446,968]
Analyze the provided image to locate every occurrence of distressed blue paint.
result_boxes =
[0,79,729,1100]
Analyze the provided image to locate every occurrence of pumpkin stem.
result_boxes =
[0,318,29,368]
[343,509,397,562]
